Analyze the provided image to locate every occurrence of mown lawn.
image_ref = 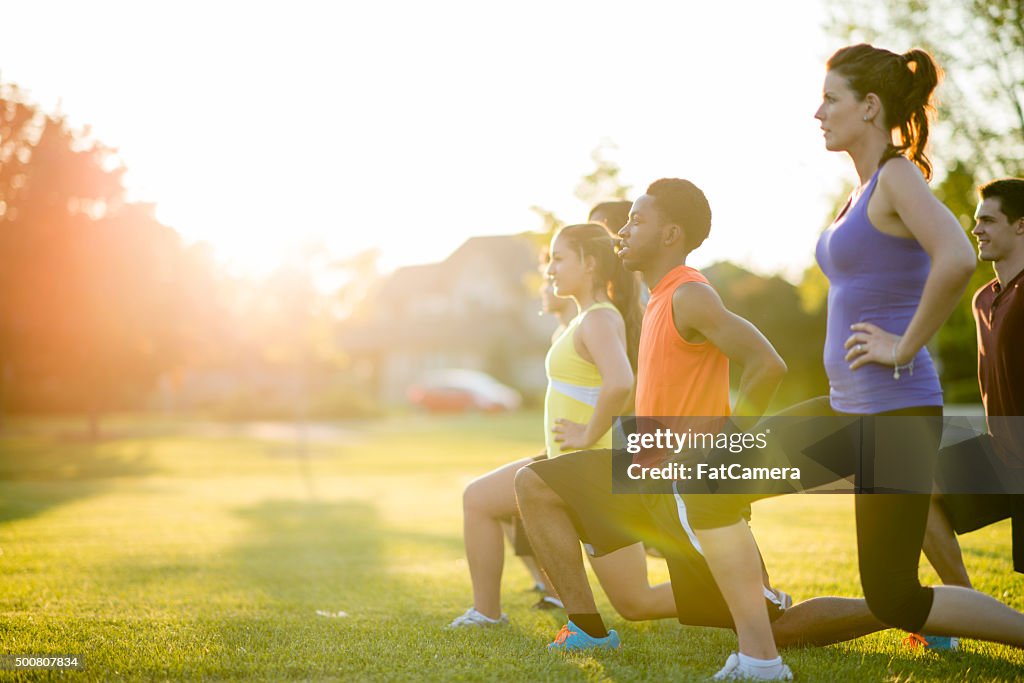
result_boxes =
[1,412,1023,681]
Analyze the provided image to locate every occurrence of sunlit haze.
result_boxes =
[2,0,856,280]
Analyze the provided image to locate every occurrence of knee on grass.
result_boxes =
[862,574,932,632]
[770,618,809,648]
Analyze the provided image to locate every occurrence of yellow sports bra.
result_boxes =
[543,301,620,457]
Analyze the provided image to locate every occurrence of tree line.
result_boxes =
[2,0,1018,427]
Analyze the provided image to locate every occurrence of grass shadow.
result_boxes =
[0,435,157,526]
[195,499,599,681]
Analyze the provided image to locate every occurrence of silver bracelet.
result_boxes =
[891,337,914,380]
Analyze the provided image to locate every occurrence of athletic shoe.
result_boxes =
[447,607,509,628]
[532,595,564,610]
[547,620,620,651]
[712,652,794,680]
[532,581,546,593]
[903,633,960,650]
[923,635,960,650]
[771,588,793,610]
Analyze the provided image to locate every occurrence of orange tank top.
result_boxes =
[635,265,731,417]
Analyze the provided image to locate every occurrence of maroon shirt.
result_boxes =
[974,267,1024,461]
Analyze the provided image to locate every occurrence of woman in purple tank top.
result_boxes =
[686,45,1024,681]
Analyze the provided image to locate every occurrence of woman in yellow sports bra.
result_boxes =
[451,223,669,628]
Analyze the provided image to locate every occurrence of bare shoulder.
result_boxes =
[579,305,626,335]
[871,157,939,237]
[877,156,928,194]
[671,280,723,324]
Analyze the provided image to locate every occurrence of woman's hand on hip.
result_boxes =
[845,322,906,370]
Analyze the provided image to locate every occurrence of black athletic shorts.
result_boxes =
[527,449,783,629]
[937,434,1024,574]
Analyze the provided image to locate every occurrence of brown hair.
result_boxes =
[555,223,642,371]
[827,44,941,179]
[980,178,1024,223]
[588,200,633,233]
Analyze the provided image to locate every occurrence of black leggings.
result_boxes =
[679,397,943,633]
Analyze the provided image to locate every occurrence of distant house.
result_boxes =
[340,234,555,405]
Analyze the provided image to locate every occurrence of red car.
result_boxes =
[407,369,522,413]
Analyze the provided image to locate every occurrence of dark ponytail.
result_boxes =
[555,223,643,372]
[827,44,942,180]
[895,49,940,179]
[608,258,643,373]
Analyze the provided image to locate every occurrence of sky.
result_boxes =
[0,0,859,281]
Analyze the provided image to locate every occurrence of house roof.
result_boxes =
[342,233,549,353]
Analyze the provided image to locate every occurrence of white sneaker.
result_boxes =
[447,607,509,628]
[531,595,564,610]
[771,588,793,610]
[712,652,794,680]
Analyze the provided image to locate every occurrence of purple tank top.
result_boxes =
[815,167,943,414]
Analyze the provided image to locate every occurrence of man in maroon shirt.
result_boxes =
[925,177,1024,585]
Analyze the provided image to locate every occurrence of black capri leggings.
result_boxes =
[679,396,943,633]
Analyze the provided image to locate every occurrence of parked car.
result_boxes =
[406,369,522,413]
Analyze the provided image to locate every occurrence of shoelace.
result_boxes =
[452,609,487,626]
[902,633,929,648]
[552,624,577,645]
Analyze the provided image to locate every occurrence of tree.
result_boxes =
[707,263,828,407]
[826,0,1023,179]
[0,83,214,434]
[573,140,632,206]
[528,141,632,248]
[333,247,381,322]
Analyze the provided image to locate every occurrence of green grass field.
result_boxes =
[2,412,1024,681]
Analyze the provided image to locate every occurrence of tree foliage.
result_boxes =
[0,83,216,429]
[573,141,632,206]
[529,142,632,249]
[826,0,1023,179]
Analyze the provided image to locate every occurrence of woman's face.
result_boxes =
[540,276,572,316]
[814,70,869,153]
[546,234,590,300]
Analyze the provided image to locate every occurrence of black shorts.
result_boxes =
[936,433,1024,574]
[937,434,1023,532]
[527,449,782,629]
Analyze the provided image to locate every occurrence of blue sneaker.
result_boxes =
[547,620,620,651]
[923,634,959,650]
[903,633,960,651]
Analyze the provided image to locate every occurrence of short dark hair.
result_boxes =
[645,178,712,252]
[588,200,632,232]
[979,178,1024,224]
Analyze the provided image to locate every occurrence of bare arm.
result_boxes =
[552,308,633,451]
[672,282,786,418]
[846,158,976,368]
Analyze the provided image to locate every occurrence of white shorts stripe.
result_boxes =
[672,481,783,608]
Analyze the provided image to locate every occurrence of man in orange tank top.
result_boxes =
[516,178,888,654]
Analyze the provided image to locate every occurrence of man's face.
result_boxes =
[617,194,666,272]
[973,197,1023,263]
